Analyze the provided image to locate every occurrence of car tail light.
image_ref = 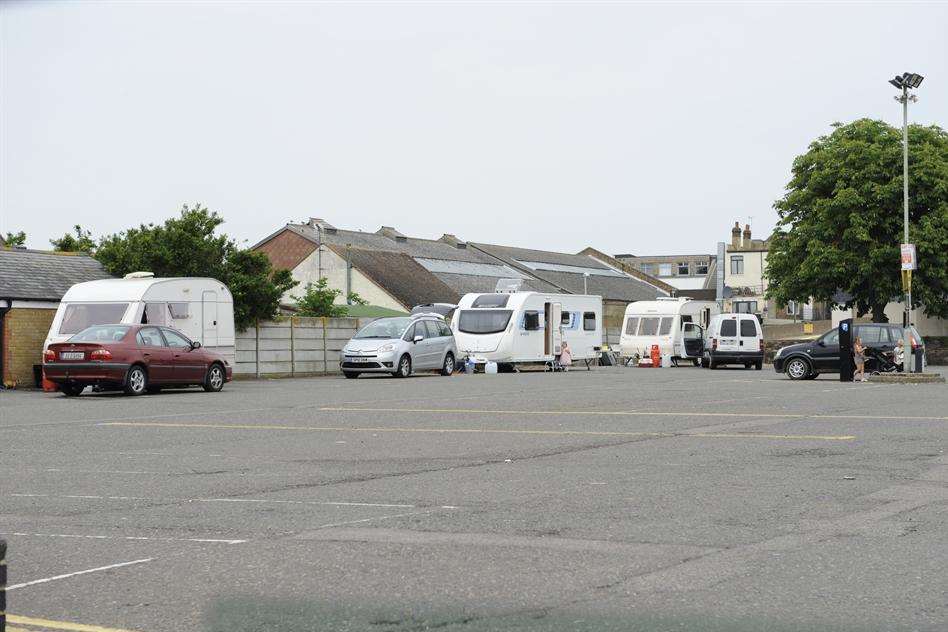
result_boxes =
[90,348,113,361]
[44,349,56,362]
[711,338,718,351]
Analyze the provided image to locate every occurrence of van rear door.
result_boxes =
[739,316,761,352]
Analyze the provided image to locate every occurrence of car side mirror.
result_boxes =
[191,341,202,350]
[413,334,423,344]
[817,340,825,347]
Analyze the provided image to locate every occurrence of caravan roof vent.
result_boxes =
[124,271,155,279]
[495,278,523,293]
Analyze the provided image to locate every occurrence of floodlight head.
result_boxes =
[889,76,904,89]
[909,73,924,88]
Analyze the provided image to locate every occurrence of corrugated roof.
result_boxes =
[0,249,113,301]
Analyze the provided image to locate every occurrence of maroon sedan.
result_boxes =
[44,324,232,396]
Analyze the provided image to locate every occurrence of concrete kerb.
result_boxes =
[868,372,945,384]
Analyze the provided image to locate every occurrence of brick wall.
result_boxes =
[2,307,56,387]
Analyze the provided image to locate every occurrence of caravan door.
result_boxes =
[202,291,218,347]
[544,302,563,357]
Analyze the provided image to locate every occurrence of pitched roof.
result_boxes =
[0,249,113,301]
[329,246,461,310]
[469,243,671,302]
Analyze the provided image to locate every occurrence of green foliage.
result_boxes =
[94,204,297,330]
[3,231,27,247]
[765,119,948,321]
[292,278,367,317]
[51,225,96,253]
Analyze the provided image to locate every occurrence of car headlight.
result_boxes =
[378,343,396,352]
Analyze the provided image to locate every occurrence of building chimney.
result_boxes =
[743,223,752,246]
[731,221,741,248]
[307,218,336,231]
[439,233,467,249]
[377,226,408,242]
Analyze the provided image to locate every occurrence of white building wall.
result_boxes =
[285,248,406,311]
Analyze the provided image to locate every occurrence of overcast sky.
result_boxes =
[2,1,945,256]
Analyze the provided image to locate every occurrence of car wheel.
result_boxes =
[701,354,710,368]
[124,365,148,395]
[785,357,810,380]
[692,358,700,367]
[61,383,84,397]
[394,354,412,378]
[709,357,718,370]
[441,353,455,376]
[343,371,360,379]
[203,363,225,392]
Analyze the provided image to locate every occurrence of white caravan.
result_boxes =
[45,273,235,363]
[452,290,603,368]
[619,297,718,365]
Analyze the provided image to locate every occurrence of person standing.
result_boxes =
[558,340,573,372]
[853,336,867,382]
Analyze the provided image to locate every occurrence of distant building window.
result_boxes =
[677,262,689,275]
[696,261,709,275]
[734,300,758,313]
[640,263,653,275]
[730,255,744,275]
[659,263,672,276]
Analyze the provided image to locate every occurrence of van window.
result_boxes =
[458,310,512,334]
[471,294,510,308]
[523,311,540,331]
[739,319,758,337]
[59,303,130,335]
[639,317,660,336]
[659,317,673,336]
[583,312,596,331]
[625,317,639,336]
[720,319,737,337]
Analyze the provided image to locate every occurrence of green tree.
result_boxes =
[51,225,96,253]
[3,231,27,247]
[292,278,367,317]
[94,204,297,330]
[765,119,948,321]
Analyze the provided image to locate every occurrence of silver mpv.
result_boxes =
[340,315,458,378]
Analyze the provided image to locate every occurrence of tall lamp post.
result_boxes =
[888,71,924,373]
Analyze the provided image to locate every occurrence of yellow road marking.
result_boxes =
[7,615,141,632]
[319,406,948,421]
[101,421,854,441]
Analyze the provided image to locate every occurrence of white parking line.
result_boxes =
[8,493,459,510]
[6,558,154,590]
[1,531,246,545]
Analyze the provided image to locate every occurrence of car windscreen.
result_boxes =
[354,317,412,339]
[458,310,512,334]
[59,303,130,335]
[69,325,131,342]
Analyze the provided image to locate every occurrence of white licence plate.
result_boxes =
[60,352,84,360]
[350,357,371,363]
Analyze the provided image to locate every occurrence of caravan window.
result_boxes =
[59,303,129,335]
[142,303,167,326]
[639,317,660,336]
[659,317,673,336]
[522,311,540,331]
[471,294,510,308]
[625,317,639,335]
[458,310,512,334]
[583,312,596,331]
[168,303,189,319]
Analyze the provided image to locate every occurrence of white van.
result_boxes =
[45,273,235,365]
[702,313,763,370]
[452,291,603,368]
[619,297,718,366]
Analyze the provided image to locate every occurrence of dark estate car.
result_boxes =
[773,323,926,380]
[44,324,232,396]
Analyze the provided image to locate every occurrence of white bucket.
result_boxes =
[484,361,498,374]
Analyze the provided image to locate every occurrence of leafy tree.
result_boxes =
[51,225,96,253]
[292,278,367,317]
[95,204,297,330]
[3,231,27,247]
[765,119,948,322]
